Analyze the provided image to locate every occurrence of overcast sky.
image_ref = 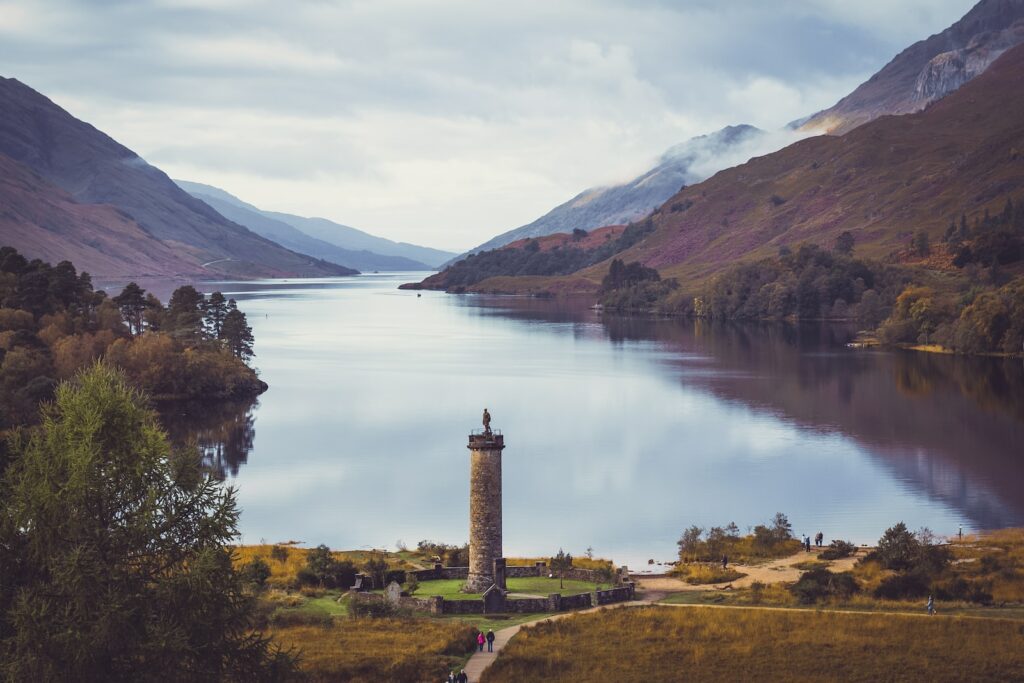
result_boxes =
[1,0,974,250]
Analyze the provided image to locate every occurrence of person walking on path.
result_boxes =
[804,536,811,552]
[815,532,823,547]
[927,595,936,616]
[476,632,485,652]
[458,670,467,683]
[721,554,728,570]
[486,630,495,652]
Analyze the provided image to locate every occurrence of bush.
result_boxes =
[239,556,272,589]
[873,570,932,600]
[270,545,289,563]
[935,577,993,605]
[385,569,407,586]
[819,540,857,561]
[790,568,859,604]
[350,597,409,619]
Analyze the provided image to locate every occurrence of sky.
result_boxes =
[0,0,975,251]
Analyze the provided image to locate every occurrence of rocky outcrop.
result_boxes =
[802,0,1024,135]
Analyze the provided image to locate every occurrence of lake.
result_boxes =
[164,273,1024,569]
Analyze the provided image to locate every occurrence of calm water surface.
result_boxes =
[165,274,1024,568]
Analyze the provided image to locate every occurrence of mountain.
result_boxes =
[605,42,1024,289]
[0,153,205,278]
[175,181,433,271]
[0,76,353,279]
[456,125,769,261]
[175,181,454,269]
[800,0,1024,135]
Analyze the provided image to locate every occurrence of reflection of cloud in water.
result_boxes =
[155,275,1024,565]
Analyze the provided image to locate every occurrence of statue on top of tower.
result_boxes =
[482,408,492,435]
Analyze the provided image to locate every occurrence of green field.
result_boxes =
[413,577,610,600]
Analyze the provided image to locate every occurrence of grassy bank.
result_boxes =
[413,577,611,600]
[482,606,1024,682]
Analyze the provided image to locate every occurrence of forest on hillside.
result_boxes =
[598,198,1024,356]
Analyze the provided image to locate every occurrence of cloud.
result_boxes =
[0,0,978,249]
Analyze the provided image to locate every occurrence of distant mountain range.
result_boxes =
[456,125,771,260]
[601,41,1024,289]
[0,76,352,279]
[175,181,453,271]
[800,0,1024,134]
[453,0,1024,270]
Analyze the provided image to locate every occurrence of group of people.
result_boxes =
[447,630,496,682]
[804,532,824,551]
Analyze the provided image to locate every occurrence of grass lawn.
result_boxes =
[434,612,555,633]
[413,577,610,600]
[481,605,1024,682]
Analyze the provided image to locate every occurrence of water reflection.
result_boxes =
[146,276,1024,564]
[157,398,258,479]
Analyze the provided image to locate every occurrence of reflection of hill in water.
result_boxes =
[156,398,257,480]
[462,296,1024,529]
[601,315,1024,530]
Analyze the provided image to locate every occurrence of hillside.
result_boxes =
[403,224,634,292]
[601,42,1024,290]
[801,0,1024,135]
[175,183,432,271]
[455,125,769,260]
[0,76,352,279]
[0,154,204,278]
[176,180,452,268]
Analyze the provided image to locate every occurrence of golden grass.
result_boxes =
[268,618,476,683]
[670,563,746,585]
[482,606,1024,682]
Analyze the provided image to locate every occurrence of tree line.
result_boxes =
[0,247,261,434]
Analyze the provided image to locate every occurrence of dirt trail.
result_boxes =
[636,550,861,598]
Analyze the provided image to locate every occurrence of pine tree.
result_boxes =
[112,282,148,336]
[204,291,230,339]
[221,306,254,361]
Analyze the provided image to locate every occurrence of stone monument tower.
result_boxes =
[465,408,505,593]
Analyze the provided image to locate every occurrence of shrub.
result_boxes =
[385,569,407,586]
[873,570,932,600]
[240,556,272,589]
[819,540,857,561]
[790,568,859,604]
[270,545,289,563]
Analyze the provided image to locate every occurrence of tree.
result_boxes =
[166,285,206,344]
[0,363,295,680]
[239,557,272,590]
[912,230,931,257]
[771,512,793,543]
[113,282,148,336]
[549,548,573,589]
[204,292,230,339]
[304,544,357,589]
[221,305,254,361]
[364,553,389,589]
[834,231,855,255]
[677,526,703,563]
[876,522,920,571]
